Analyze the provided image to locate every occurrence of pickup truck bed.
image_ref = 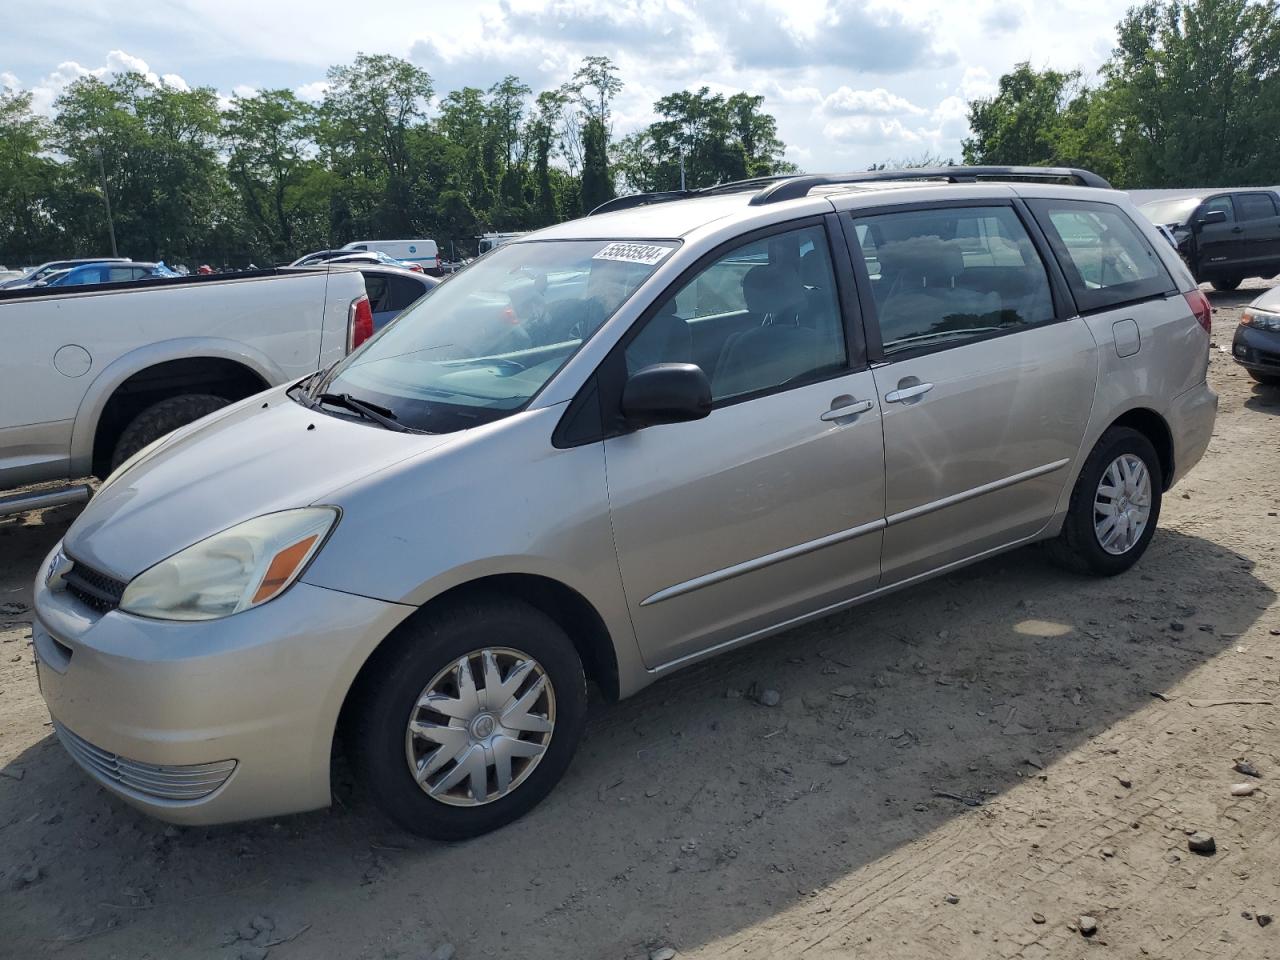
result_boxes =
[0,267,367,500]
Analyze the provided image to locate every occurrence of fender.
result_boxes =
[68,337,286,475]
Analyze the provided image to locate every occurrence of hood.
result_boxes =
[1250,286,1280,313]
[65,388,457,580]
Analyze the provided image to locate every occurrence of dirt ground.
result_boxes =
[1,281,1278,960]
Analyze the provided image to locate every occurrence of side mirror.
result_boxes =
[621,363,712,428]
[1197,209,1228,227]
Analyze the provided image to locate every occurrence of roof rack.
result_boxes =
[588,175,797,216]
[748,165,1112,205]
[589,166,1112,216]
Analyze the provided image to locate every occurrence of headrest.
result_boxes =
[876,237,964,287]
[742,263,805,317]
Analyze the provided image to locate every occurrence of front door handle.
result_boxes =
[1231,226,1244,234]
[884,382,935,403]
[820,398,875,421]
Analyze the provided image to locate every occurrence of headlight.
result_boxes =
[1241,307,1280,333]
[119,507,339,621]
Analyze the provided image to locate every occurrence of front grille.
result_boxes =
[53,721,236,802]
[63,560,126,613]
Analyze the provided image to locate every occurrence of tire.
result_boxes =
[1248,369,1280,386]
[109,393,230,470]
[1210,277,1242,292]
[1047,426,1163,577]
[348,596,587,840]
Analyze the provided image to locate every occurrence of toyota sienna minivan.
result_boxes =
[33,167,1218,839]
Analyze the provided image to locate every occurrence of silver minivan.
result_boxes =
[32,167,1218,839]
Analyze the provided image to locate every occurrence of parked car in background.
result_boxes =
[0,266,26,283]
[348,264,437,332]
[0,265,370,516]
[290,249,424,273]
[0,257,131,289]
[1232,285,1280,385]
[1139,188,1280,291]
[38,261,179,287]
[341,239,439,274]
[30,166,1216,841]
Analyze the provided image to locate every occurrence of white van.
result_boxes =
[342,239,439,273]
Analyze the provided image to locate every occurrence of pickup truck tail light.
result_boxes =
[1184,289,1212,335]
[347,295,374,352]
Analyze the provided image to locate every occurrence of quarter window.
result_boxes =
[625,225,848,403]
[1030,200,1174,312]
[1236,193,1278,221]
[849,205,1055,356]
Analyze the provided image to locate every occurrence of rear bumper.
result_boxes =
[1167,380,1218,488]
[33,545,415,825]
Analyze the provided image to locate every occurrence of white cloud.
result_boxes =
[294,80,329,102]
[959,66,997,101]
[821,87,926,117]
[15,49,191,115]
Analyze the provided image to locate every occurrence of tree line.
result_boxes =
[0,54,793,267]
[962,0,1280,188]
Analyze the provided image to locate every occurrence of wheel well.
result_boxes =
[91,357,268,477]
[1111,408,1174,490]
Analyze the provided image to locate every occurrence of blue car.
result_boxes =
[41,262,179,288]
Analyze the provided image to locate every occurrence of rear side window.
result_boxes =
[848,205,1055,356]
[1236,193,1278,221]
[1029,200,1174,312]
[386,275,428,312]
[363,274,390,311]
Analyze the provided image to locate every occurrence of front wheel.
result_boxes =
[348,597,587,839]
[1248,369,1280,386]
[1047,426,1163,576]
[1210,277,1242,292]
[109,393,230,471]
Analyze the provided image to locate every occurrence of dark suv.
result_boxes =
[1140,188,1280,291]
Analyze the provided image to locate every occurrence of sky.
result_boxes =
[0,0,1136,171]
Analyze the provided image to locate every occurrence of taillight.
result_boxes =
[1184,289,1212,335]
[347,295,373,352]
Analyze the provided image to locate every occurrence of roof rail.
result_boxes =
[588,175,798,216]
[748,165,1112,205]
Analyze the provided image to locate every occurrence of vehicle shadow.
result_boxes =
[1244,380,1280,414]
[0,527,1273,958]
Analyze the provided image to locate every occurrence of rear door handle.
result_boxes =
[1231,226,1244,233]
[884,382,934,403]
[820,399,875,421]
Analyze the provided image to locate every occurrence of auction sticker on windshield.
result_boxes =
[592,242,674,266]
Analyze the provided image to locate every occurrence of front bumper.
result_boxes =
[1232,323,1280,376]
[32,544,414,825]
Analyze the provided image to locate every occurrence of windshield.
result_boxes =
[1139,197,1201,227]
[312,238,677,432]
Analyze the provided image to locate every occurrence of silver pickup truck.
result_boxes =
[0,267,369,515]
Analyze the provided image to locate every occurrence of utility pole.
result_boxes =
[679,149,686,192]
[95,145,118,257]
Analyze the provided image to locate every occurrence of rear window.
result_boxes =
[1028,200,1174,312]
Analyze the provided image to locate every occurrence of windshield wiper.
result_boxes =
[316,392,412,432]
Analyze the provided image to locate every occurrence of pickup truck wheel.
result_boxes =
[109,394,230,470]
[1248,369,1280,386]
[348,597,587,840]
[1047,426,1163,577]
[1210,277,1242,292]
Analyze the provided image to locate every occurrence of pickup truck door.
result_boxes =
[1234,192,1280,271]
[1193,195,1240,274]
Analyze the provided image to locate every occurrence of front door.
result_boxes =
[602,220,887,670]
[1194,195,1240,275]
[1234,192,1280,273]
[843,202,1098,584]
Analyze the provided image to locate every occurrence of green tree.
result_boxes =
[1105,0,1280,185]
[223,89,323,260]
[0,91,64,263]
[579,116,613,213]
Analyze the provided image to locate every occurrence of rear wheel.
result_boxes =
[1248,369,1280,386]
[1210,277,1242,292]
[348,597,587,839]
[1048,426,1163,576]
[109,393,229,470]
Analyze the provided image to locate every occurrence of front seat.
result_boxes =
[626,310,693,375]
[714,264,822,398]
